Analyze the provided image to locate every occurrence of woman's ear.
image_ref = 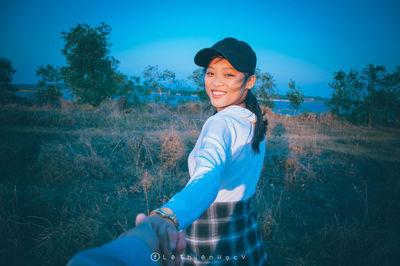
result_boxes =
[246,75,256,89]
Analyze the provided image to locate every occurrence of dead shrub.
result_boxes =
[177,101,206,114]
[60,99,75,112]
[160,128,185,169]
[261,105,280,121]
[284,157,299,187]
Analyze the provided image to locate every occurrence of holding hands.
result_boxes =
[123,213,185,266]
[148,207,184,266]
[68,212,185,266]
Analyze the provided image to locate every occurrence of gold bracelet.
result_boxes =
[150,207,179,229]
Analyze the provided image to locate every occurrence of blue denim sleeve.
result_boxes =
[67,236,159,266]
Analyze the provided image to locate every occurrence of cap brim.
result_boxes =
[194,48,222,67]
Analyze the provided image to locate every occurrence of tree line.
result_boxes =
[327,65,400,126]
[1,23,300,109]
[1,22,399,126]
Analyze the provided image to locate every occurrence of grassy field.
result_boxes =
[1,101,399,265]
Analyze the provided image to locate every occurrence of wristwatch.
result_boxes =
[150,207,179,229]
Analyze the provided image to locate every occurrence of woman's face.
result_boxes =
[205,57,255,112]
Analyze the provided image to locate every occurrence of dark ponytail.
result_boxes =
[245,89,268,153]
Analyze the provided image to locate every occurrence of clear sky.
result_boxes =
[1,0,399,97]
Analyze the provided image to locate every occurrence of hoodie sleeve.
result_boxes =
[162,116,232,230]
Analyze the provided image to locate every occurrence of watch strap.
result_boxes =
[150,207,179,229]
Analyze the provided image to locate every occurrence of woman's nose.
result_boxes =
[212,75,223,87]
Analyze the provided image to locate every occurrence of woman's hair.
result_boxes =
[243,74,268,153]
[203,60,268,153]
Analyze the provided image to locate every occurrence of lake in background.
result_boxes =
[14,87,328,115]
[272,100,328,115]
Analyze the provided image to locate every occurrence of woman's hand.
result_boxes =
[121,213,185,265]
[149,213,185,265]
[120,213,160,253]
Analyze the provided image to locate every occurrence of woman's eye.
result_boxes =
[206,72,214,76]
[225,74,234,77]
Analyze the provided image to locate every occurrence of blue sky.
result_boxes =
[1,0,399,97]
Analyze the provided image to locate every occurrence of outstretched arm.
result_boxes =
[68,213,186,266]
[148,116,232,264]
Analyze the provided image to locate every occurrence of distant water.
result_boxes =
[146,94,328,114]
[272,100,328,115]
[62,89,74,101]
[14,88,73,101]
[15,88,328,114]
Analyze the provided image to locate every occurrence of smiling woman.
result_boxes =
[147,37,268,265]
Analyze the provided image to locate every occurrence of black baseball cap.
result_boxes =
[194,37,257,75]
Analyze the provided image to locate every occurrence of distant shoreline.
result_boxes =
[13,84,328,103]
[272,98,323,103]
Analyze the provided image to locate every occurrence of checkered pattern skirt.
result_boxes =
[181,199,267,265]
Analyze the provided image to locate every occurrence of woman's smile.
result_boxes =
[211,90,227,97]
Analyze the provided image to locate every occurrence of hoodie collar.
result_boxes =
[217,105,257,123]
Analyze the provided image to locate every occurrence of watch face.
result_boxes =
[161,207,173,215]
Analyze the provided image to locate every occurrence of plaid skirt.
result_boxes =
[181,199,267,265]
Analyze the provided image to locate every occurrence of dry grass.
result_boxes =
[255,112,400,265]
[1,102,399,265]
